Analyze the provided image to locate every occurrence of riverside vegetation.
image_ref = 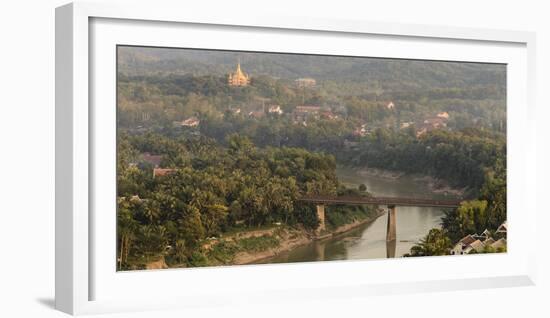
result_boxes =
[118,132,376,269]
[117,47,506,269]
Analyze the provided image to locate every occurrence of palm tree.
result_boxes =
[117,205,138,269]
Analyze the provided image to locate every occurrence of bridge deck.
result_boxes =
[297,195,462,208]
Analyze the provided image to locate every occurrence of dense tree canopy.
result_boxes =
[117,132,360,269]
[116,47,507,266]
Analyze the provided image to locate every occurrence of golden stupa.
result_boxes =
[228,61,250,87]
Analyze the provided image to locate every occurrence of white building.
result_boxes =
[496,221,508,234]
[268,105,283,115]
[451,234,476,255]
[295,78,316,88]
[179,116,200,127]
[451,230,507,255]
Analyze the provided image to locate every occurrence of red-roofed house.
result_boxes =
[450,234,477,255]
[153,168,177,178]
[293,105,322,122]
[179,116,200,127]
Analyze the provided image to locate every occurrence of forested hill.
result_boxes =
[118,46,506,92]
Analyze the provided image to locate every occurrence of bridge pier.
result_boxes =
[386,205,396,242]
[314,242,326,261]
[297,196,461,257]
[316,204,326,234]
[386,238,396,258]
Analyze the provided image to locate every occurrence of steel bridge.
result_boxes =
[297,195,462,208]
[297,195,462,258]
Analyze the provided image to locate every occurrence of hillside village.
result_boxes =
[117,49,507,268]
[170,62,460,142]
[130,61,503,191]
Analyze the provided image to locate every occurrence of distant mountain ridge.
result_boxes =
[118,46,506,91]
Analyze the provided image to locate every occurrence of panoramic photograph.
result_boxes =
[116,46,507,271]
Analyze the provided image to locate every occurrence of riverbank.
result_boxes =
[352,167,467,197]
[233,208,386,265]
[356,167,405,180]
[151,167,460,269]
[143,208,386,269]
[412,175,468,197]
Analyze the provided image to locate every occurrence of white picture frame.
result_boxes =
[55,1,537,315]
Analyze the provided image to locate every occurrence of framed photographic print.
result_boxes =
[56,2,537,315]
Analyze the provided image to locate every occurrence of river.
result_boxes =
[259,167,459,263]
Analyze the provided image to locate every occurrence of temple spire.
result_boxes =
[228,59,250,87]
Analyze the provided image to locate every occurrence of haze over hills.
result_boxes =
[118,46,506,93]
[115,46,508,270]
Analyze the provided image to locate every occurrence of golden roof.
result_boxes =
[228,61,250,86]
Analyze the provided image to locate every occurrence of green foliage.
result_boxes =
[188,251,209,267]
[412,156,507,256]
[346,128,506,191]
[406,228,452,257]
[131,224,168,262]
[193,234,282,266]
[292,204,320,229]
[478,159,507,230]
[116,132,340,268]
[206,241,240,265]
[325,205,374,229]
[118,47,505,97]
[456,200,489,235]
[116,48,507,266]
[441,161,506,243]
[237,235,280,253]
